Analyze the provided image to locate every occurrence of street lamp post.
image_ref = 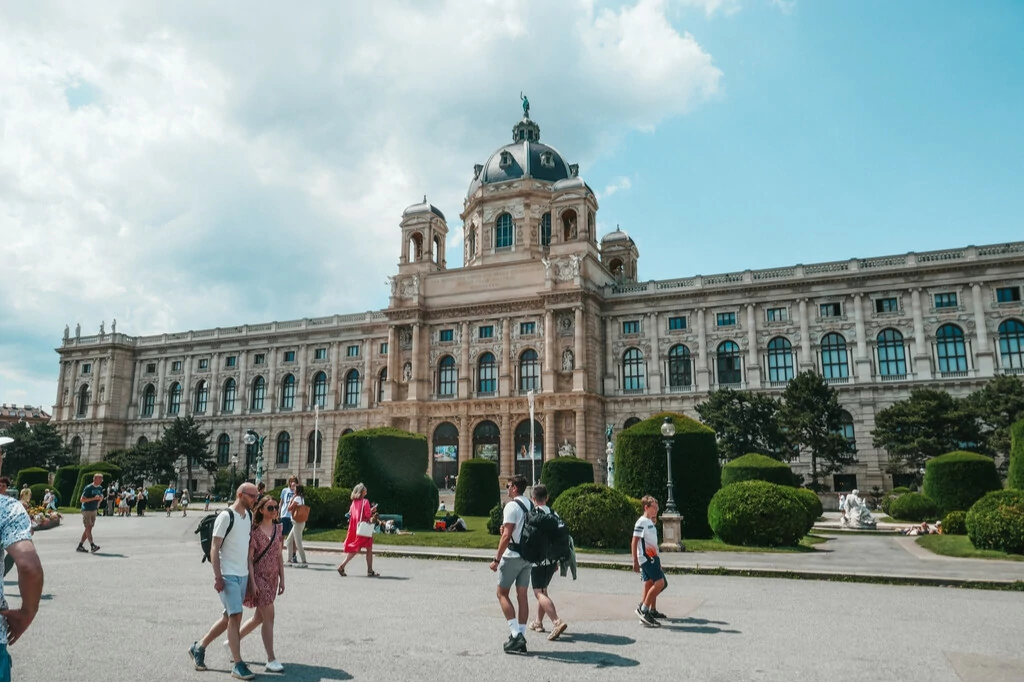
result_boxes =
[243,429,266,487]
[527,390,536,486]
[659,416,684,552]
[231,454,238,498]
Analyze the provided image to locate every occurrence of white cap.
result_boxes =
[0,436,14,447]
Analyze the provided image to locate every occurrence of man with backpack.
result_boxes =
[526,484,568,641]
[189,483,259,680]
[488,474,533,655]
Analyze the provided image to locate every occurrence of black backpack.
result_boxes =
[195,510,234,563]
[511,500,572,564]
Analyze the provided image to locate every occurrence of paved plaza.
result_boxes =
[9,515,1024,681]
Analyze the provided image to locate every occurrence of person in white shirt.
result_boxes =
[488,474,531,655]
[285,485,307,567]
[163,486,176,517]
[631,495,668,628]
[279,477,297,562]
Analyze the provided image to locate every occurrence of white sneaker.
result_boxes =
[266,660,285,673]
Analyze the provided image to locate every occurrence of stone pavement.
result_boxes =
[9,515,1024,681]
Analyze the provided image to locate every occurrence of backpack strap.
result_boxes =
[253,525,277,565]
[509,499,532,549]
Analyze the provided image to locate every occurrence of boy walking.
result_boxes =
[488,474,532,654]
[631,495,668,627]
[527,484,567,641]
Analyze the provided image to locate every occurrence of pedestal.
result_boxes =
[659,512,685,552]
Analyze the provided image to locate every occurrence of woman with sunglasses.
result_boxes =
[233,495,286,673]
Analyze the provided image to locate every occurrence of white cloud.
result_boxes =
[599,176,634,199]
[0,0,722,406]
[769,0,796,14]
[676,0,742,17]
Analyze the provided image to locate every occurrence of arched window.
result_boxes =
[667,344,692,389]
[717,341,742,385]
[472,420,500,461]
[216,433,230,465]
[936,324,968,373]
[281,374,296,410]
[434,235,442,264]
[378,367,388,403]
[167,382,182,414]
[838,410,856,447]
[495,213,513,250]
[70,436,82,460]
[307,430,322,465]
[137,436,149,447]
[194,380,208,413]
[250,376,266,411]
[767,337,794,383]
[478,352,497,394]
[432,422,460,487]
[821,333,849,380]
[142,384,156,417]
[519,349,539,392]
[624,417,642,429]
[998,319,1024,370]
[410,232,423,261]
[623,348,645,392]
[313,371,328,408]
[540,212,551,247]
[222,378,237,412]
[276,431,290,465]
[76,384,90,416]
[344,370,361,406]
[877,329,907,376]
[438,356,457,397]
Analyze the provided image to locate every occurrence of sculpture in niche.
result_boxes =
[62,388,69,405]
[559,316,573,333]
[558,439,576,457]
[402,362,412,383]
[387,276,398,296]
[99,386,105,403]
[562,348,574,371]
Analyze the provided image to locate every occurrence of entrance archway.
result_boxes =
[432,422,459,488]
[514,419,543,485]
[472,420,500,467]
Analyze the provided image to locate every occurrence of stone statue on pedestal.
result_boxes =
[841,489,877,529]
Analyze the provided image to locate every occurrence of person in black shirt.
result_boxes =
[77,473,104,553]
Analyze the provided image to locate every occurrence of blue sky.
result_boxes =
[1,0,1023,408]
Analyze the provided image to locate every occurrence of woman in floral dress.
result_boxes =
[237,495,286,673]
[336,483,379,577]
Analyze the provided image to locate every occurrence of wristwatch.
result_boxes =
[493,557,500,563]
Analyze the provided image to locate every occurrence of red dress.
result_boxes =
[343,498,373,553]
[244,524,282,608]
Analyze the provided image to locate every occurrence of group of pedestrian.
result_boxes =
[111,486,148,517]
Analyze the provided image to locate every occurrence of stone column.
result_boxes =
[649,312,662,393]
[573,306,585,392]
[543,310,555,392]
[972,283,994,375]
[500,318,512,396]
[544,410,555,466]
[329,342,341,409]
[156,357,167,418]
[798,299,812,370]
[745,304,761,389]
[182,354,193,416]
[363,339,374,407]
[910,289,932,379]
[210,352,220,416]
[56,359,67,416]
[410,323,422,401]
[603,317,615,394]
[853,294,871,382]
[67,361,80,421]
[386,328,397,402]
[267,348,277,412]
[499,413,512,479]
[460,322,471,399]
[239,350,249,415]
[696,309,710,390]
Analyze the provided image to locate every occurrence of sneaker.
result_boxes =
[650,609,668,620]
[528,621,546,633]
[90,544,100,553]
[266,660,284,673]
[549,619,568,641]
[502,633,528,654]
[76,545,88,553]
[291,556,298,564]
[635,604,645,619]
[639,611,661,628]
[188,642,207,671]
[231,662,256,680]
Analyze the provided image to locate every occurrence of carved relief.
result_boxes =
[400,275,420,299]
[399,328,412,349]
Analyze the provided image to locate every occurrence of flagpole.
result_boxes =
[528,390,536,486]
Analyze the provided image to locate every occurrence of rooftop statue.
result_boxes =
[520,92,530,119]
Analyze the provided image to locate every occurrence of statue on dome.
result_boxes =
[520,92,530,119]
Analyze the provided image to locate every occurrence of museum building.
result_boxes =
[51,111,1024,492]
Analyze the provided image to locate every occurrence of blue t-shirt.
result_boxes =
[81,484,104,511]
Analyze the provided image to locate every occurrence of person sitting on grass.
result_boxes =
[444,514,467,532]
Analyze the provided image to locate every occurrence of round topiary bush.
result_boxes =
[615,413,720,539]
[147,485,170,508]
[15,467,50,489]
[792,488,824,534]
[880,487,911,515]
[923,451,1001,514]
[540,457,595,503]
[1008,419,1024,491]
[53,465,81,509]
[941,510,967,535]
[487,503,503,535]
[888,492,940,522]
[707,480,808,547]
[966,489,1024,554]
[454,459,500,516]
[552,483,639,549]
[29,483,49,506]
[721,453,795,488]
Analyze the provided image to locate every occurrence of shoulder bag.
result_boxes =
[355,500,374,538]
[292,499,310,524]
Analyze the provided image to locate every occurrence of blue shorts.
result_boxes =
[640,555,666,585]
[218,574,248,616]
[281,517,294,537]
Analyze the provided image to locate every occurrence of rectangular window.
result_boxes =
[997,286,1022,303]
[622,320,640,335]
[716,312,736,327]
[520,322,536,335]
[81,363,92,374]
[765,307,788,322]
[379,342,388,355]
[274,479,287,489]
[198,359,209,370]
[171,360,182,372]
[225,356,237,368]
[820,302,842,318]
[875,297,899,313]
[479,325,494,339]
[284,350,296,362]
[254,353,266,365]
[439,329,454,342]
[347,345,359,357]
[146,363,157,374]
[668,316,686,331]
[314,348,326,360]
[934,292,958,309]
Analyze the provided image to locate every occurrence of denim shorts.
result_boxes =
[218,574,248,616]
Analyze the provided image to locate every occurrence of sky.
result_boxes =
[2,0,1023,409]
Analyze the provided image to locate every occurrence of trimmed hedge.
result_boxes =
[15,467,50,489]
[792,488,824,534]
[888,492,940,523]
[540,457,595,504]
[53,466,81,509]
[487,503,503,535]
[615,413,720,538]
[707,481,807,547]
[942,510,967,535]
[29,483,49,506]
[71,463,123,507]
[923,451,1001,513]
[552,483,638,549]
[454,459,500,516]
[721,453,795,488]
[966,489,1024,554]
[1009,419,1024,491]
[147,485,171,508]
[880,487,912,515]
[333,427,434,529]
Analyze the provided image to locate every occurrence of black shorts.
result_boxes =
[531,563,558,590]
[640,555,667,585]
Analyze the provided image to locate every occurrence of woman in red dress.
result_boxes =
[336,483,380,577]
[237,495,286,673]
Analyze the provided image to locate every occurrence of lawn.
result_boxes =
[304,516,830,554]
[916,534,1024,562]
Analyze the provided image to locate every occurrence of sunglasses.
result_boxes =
[264,505,279,512]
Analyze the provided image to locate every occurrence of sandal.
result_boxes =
[336,567,347,577]
[528,621,546,633]
[367,570,380,577]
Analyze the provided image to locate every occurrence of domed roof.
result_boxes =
[601,226,633,243]
[467,116,573,197]
[403,196,445,221]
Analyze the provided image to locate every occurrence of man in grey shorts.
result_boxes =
[488,474,532,655]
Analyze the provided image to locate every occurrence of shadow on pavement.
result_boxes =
[557,633,636,646]
[532,650,640,668]
[203,663,354,681]
[659,617,741,635]
[91,552,128,558]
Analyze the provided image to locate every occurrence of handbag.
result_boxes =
[292,504,310,524]
[355,500,374,538]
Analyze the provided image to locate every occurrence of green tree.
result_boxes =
[212,467,234,499]
[966,375,1024,463]
[871,388,981,477]
[779,371,854,491]
[0,421,74,475]
[694,388,788,461]
[103,440,175,485]
[161,416,217,491]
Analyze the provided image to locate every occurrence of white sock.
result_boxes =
[508,619,518,637]
[518,623,527,636]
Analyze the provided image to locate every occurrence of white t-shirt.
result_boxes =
[500,496,531,559]
[212,509,251,577]
[280,488,295,519]
[633,515,659,563]
[164,488,175,502]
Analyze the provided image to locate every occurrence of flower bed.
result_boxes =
[28,506,62,531]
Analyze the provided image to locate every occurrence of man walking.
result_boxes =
[77,473,104,554]
[527,484,568,641]
[631,495,668,627]
[164,484,176,517]
[279,477,297,563]
[0,436,45,682]
[189,482,259,680]
[488,474,532,654]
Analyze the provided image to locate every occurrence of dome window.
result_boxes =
[540,151,554,168]
[499,151,514,169]
[569,164,579,178]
